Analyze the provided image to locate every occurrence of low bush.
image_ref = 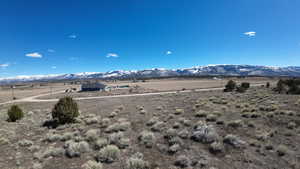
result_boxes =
[82,160,103,169]
[126,153,149,169]
[96,145,120,163]
[51,97,79,124]
[266,82,270,88]
[277,145,288,156]
[138,131,156,148]
[274,79,300,94]
[241,82,250,89]
[224,80,236,92]
[7,105,24,122]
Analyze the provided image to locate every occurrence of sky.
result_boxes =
[1,0,300,77]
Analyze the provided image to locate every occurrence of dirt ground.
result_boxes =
[0,83,299,169]
[0,84,79,103]
[36,78,275,100]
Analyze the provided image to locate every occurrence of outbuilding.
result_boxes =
[81,82,106,91]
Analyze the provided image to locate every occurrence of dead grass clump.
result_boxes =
[119,121,131,131]
[32,162,43,169]
[173,122,181,129]
[174,109,184,115]
[209,141,224,154]
[140,109,147,114]
[42,147,65,158]
[287,122,296,129]
[64,140,90,158]
[178,129,189,139]
[227,120,243,128]
[94,138,108,150]
[223,134,246,148]
[191,123,219,144]
[108,132,129,149]
[156,106,163,111]
[84,115,100,125]
[0,136,9,146]
[168,136,183,146]
[100,118,111,128]
[164,128,177,139]
[151,121,165,132]
[259,105,278,112]
[277,145,288,156]
[61,132,74,141]
[126,153,149,169]
[105,124,120,133]
[206,114,217,122]
[109,111,118,118]
[45,133,62,143]
[146,117,159,126]
[138,131,156,148]
[168,144,181,154]
[18,139,33,147]
[85,129,100,142]
[195,110,208,118]
[82,160,103,169]
[106,121,131,133]
[96,145,120,163]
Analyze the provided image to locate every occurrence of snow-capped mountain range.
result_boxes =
[1,65,300,84]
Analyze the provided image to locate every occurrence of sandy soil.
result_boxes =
[0,84,299,169]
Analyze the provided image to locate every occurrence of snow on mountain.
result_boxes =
[1,65,300,84]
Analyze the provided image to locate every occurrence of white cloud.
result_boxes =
[25,52,42,58]
[166,51,172,55]
[106,53,119,58]
[68,34,77,39]
[0,63,9,69]
[48,49,55,53]
[244,31,256,37]
[51,66,57,69]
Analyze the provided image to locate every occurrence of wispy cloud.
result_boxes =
[51,66,57,69]
[166,51,172,55]
[106,53,119,58]
[69,57,78,61]
[0,63,9,69]
[25,52,42,58]
[47,49,55,53]
[68,34,77,39]
[244,31,256,37]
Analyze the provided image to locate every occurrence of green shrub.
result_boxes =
[274,79,300,94]
[224,80,236,92]
[51,97,79,124]
[266,82,270,88]
[7,105,24,122]
[241,82,250,89]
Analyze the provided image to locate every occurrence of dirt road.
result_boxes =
[0,83,266,106]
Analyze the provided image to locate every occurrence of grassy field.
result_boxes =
[0,80,299,169]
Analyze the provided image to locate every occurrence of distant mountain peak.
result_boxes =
[1,64,299,84]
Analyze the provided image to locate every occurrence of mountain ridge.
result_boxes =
[1,65,300,84]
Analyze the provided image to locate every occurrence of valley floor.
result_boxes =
[0,86,299,169]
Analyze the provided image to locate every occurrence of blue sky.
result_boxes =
[1,0,300,77]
